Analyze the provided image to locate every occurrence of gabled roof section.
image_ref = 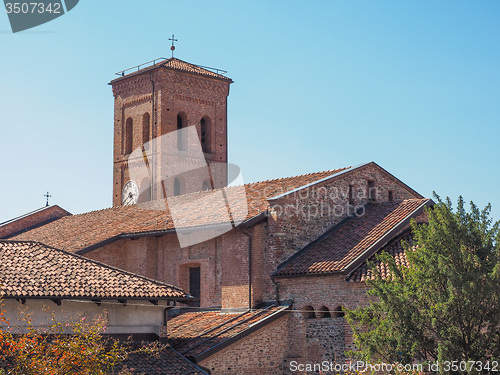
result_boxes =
[110,57,233,84]
[0,205,71,239]
[347,230,414,282]
[0,241,191,301]
[168,305,290,362]
[268,162,423,201]
[12,168,347,252]
[273,199,431,278]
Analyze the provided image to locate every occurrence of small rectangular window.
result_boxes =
[348,185,354,205]
[368,180,376,202]
[189,267,201,307]
[388,190,394,201]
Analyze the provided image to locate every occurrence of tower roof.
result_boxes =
[110,57,233,84]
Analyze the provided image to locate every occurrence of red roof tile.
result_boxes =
[167,305,289,360]
[119,346,209,375]
[0,241,190,300]
[347,230,414,282]
[12,168,348,252]
[274,199,430,277]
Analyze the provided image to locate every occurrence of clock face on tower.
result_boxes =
[122,180,139,205]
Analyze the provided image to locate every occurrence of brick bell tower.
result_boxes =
[109,57,233,206]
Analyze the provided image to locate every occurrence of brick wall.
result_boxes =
[84,236,159,280]
[85,226,260,309]
[199,314,289,375]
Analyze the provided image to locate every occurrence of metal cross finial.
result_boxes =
[44,191,52,207]
[168,34,178,57]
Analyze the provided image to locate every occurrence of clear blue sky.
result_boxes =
[1,1,499,223]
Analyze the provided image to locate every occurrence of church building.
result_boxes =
[7,55,431,375]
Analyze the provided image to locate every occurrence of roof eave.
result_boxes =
[2,295,193,302]
[239,211,268,228]
[272,270,344,279]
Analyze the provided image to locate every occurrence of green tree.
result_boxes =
[347,195,500,373]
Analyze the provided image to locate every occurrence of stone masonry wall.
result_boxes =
[263,162,421,301]
[277,274,372,373]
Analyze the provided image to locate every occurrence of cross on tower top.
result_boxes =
[169,34,178,58]
[43,191,52,207]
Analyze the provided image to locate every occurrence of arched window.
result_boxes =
[177,113,187,150]
[138,177,151,203]
[318,306,331,318]
[334,306,345,318]
[302,305,315,320]
[202,180,210,191]
[200,116,211,153]
[142,113,150,150]
[124,118,133,154]
[174,178,182,196]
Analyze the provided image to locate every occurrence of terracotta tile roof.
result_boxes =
[168,305,289,360]
[347,230,414,282]
[0,241,190,300]
[110,57,232,84]
[119,346,209,375]
[273,199,430,277]
[12,168,348,252]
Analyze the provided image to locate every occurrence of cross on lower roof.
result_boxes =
[44,191,51,207]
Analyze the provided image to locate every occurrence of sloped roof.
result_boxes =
[11,168,347,252]
[347,230,414,282]
[273,199,431,277]
[110,57,232,84]
[119,346,209,375]
[168,305,289,361]
[0,205,71,239]
[0,241,190,300]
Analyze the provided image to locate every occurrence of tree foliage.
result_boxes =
[347,195,500,372]
[0,305,156,375]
